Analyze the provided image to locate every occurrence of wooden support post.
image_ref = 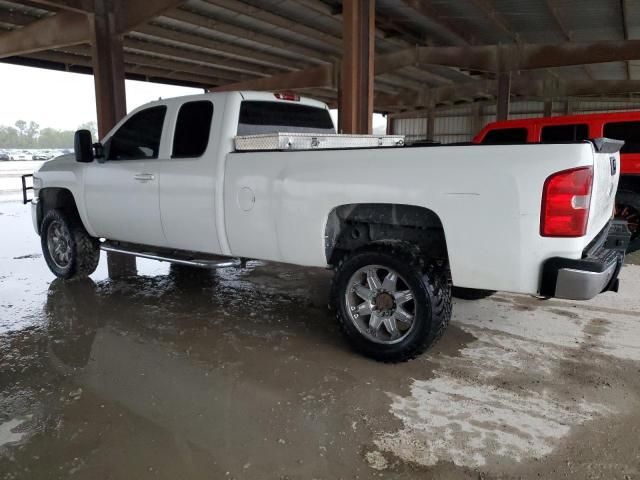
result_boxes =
[426,109,435,142]
[564,98,574,115]
[496,71,511,121]
[386,114,394,135]
[340,0,374,134]
[92,0,136,277]
[544,99,553,117]
[471,103,483,137]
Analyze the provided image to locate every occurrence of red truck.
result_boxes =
[474,111,640,252]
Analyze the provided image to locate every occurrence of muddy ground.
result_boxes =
[1,189,640,480]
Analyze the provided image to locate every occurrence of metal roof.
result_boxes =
[1,0,639,111]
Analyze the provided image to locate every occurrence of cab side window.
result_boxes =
[603,121,640,153]
[481,128,528,144]
[172,101,214,158]
[540,124,589,143]
[107,106,167,160]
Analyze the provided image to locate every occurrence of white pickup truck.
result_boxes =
[27,91,628,362]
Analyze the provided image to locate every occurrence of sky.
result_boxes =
[0,63,387,132]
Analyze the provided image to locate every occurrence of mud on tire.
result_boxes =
[331,245,452,362]
[41,208,100,280]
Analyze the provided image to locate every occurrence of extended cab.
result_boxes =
[27,91,628,362]
[474,111,640,252]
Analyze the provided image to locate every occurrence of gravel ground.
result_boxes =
[1,181,640,479]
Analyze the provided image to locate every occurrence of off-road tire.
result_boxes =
[331,245,452,362]
[615,190,640,253]
[452,287,495,300]
[41,208,100,280]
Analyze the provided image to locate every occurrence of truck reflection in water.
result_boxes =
[40,264,401,477]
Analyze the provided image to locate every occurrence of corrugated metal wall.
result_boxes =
[391,100,640,144]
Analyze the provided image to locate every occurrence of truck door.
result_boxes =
[158,99,221,254]
[84,105,168,247]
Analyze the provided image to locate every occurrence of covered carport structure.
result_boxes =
[2,0,640,272]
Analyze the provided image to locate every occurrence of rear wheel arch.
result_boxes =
[324,203,449,266]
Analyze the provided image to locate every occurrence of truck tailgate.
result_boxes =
[587,139,623,240]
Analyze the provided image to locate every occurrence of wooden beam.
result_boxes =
[163,9,328,64]
[0,11,89,59]
[24,0,93,14]
[210,64,335,92]
[124,0,187,32]
[375,79,497,108]
[134,24,307,70]
[0,0,186,59]
[544,1,594,83]
[0,9,44,25]
[203,0,342,50]
[121,38,277,77]
[64,44,255,83]
[340,0,374,134]
[375,78,640,109]
[469,0,519,42]
[399,0,471,46]
[22,49,231,87]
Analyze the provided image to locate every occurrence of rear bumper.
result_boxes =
[540,220,629,300]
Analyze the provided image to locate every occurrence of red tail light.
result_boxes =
[541,166,593,237]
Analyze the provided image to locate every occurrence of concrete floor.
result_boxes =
[1,190,640,480]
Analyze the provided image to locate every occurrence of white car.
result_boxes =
[11,150,31,161]
[27,91,628,361]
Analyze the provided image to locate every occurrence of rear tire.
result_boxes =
[615,190,640,253]
[41,208,100,280]
[331,246,452,362]
[452,287,495,300]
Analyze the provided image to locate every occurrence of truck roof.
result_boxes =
[131,90,329,112]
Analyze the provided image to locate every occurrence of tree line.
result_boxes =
[0,120,97,149]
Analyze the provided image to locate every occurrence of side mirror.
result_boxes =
[74,130,94,163]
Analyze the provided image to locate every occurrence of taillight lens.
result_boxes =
[541,166,593,237]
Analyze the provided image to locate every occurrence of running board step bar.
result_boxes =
[100,241,240,269]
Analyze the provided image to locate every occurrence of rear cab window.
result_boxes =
[603,121,640,154]
[480,127,528,144]
[237,101,335,136]
[540,124,589,143]
[173,101,214,158]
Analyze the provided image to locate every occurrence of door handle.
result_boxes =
[134,173,155,182]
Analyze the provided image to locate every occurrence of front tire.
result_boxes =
[332,247,451,362]
[41,209,100,280]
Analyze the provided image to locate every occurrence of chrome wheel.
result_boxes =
[344,265,416,344]
[46,220,72,269]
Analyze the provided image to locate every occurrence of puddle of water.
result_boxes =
[0,419,27,448]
